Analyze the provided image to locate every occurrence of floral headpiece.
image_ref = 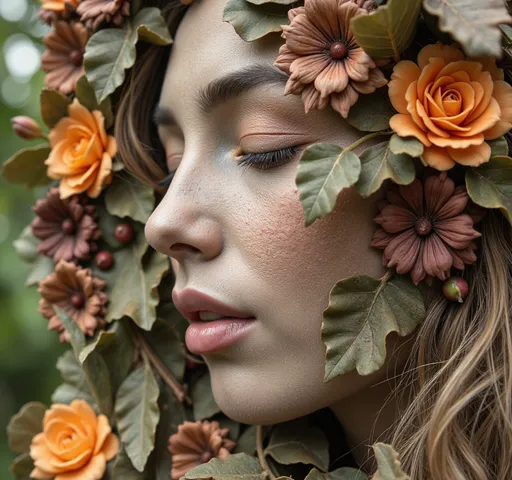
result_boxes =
[4,0,512,479]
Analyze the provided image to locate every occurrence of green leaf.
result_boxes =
[183,453,266,480]
[346,91,395,132]
[264,418,329,471]
[13,226,39,264]
[84,7,172,102]
[113,448,153,479]
[389,135,424,158]
[191,370,221,420]
[465,156,512,225]
[52,350,96,406]
[488,137,508,158]
[115,362,161,472]
[105,174,155,223]
[323,275,425,379]
[10,453,35,480]
[75,75,114,130]
[143,318,185,381]
[423,0,511,58]
[56,307,114,417]
[350,0,422,59]
[233,425,258,455]
[2,145,51,188]
[306,467,369,480]
[223,0,290,41]
[7,402,46,454]
[40,89,70,128]
[26,256,55,287]
[296,143,361,226]
[102,230,170,330]
[371,443,410,480]
[79,320,135,394]
[356,141,416,199]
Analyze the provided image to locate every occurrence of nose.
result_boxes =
[145,167,224,264]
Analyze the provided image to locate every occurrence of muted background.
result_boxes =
[0,0,66,475]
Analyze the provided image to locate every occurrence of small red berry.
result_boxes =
[114,223,134,243]
[442,277,469,303]
[95,250,114,270]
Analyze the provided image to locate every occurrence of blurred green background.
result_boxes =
[0,0,67,475]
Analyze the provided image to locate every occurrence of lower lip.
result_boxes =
[185,318,256,354]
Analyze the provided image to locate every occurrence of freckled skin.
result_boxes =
[144,0,403,427]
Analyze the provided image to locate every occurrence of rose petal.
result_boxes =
[417,44,465,69]
[484,80,512,139]
[428,132,484,149]
[54,453,106,480]
[464,71,493,124]
[446,142,491,167]
[460,97,501,137]
[417,58,445,103]
[388,60,421,114]
[390,114,430,146]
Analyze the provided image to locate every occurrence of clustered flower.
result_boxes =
[169,420,236,480]
[371,173,481,285]
[274,0,387,117]
[38,260,108,342]
[31,187,101,263]
[388,43,512,170]
[41,20,90,96]
[30,400,119,480]
[76,0,131,31]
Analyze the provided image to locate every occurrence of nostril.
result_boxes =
[169,243,201,255]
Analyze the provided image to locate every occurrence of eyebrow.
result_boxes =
[153,64,288,126]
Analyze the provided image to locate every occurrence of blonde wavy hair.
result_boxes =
[115,2,512,478]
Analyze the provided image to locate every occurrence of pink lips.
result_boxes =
[172,289,256,354]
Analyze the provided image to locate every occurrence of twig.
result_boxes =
[256,425,276,480]
[131,325,192,405]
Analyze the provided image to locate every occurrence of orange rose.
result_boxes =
[388,44,512,171]
[41,0,79,12]
[46,98,117,199]
[29,400,119,480]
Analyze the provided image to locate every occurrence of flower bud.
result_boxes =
[442,277,469,303]
[11,116,43,140]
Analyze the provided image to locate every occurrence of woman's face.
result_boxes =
[145,0,386,424]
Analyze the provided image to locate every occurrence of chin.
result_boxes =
[205,359,343,425]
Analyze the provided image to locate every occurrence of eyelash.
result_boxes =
[157,146,300,189]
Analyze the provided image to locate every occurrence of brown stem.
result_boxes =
[256,425,276,480]
[131,325,192,405]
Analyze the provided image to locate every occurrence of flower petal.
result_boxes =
[484,80,512,139]
[411,243,427,284]
[283,15,328,54]
[428,132,484,149]
[330,85,359,118]
[435,186,469,219]
[446,142,491,167]
[422,233,453,280]
[289,54,331,85]
[301,84,330,112]
[424,173,455,217]
[314,61,349,97]
[374,205,416,233]
[417,43,465,69]
[435,214,481,249]
[304,0,341,38]
[388,61,422,114]
[54,453,106,480]
[390,114,430,146]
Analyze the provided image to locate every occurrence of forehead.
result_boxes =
[160,0,283,115]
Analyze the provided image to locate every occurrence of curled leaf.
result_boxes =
[423,0,511,58]
[465,156,512,225]
[2,145,51,188]
[7,402,46,454]
[350,0,422,60]
[296,143,361,225]
[40,89,70,128]
[371,443,410,480]
[322,275,425,379]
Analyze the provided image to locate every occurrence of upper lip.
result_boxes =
[172,288,255,322]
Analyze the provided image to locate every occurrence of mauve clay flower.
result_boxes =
[42,21,90,96]
[38,260,108,343]
[31,188,101,263]
[371,173,481,285]
[274,0,387,117]
[388,43,512,171]
[29,400,119,480]
[169,420,236,480]
[76,0,131,31]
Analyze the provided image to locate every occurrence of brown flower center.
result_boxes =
[329,41,348,60]
[70,293,85,309]
[61,218,75,235]
[201,449,214,463]
[415,218,432,236]
[69,50,84,67]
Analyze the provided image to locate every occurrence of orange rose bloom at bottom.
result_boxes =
[29,400,119,480]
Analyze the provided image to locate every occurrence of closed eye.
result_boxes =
[236,146,301,171]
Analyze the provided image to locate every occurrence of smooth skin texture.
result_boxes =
[145,0,408,467]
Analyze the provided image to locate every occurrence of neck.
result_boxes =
[329,378,403,473]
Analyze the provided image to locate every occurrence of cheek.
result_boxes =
[238,185,384,294]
